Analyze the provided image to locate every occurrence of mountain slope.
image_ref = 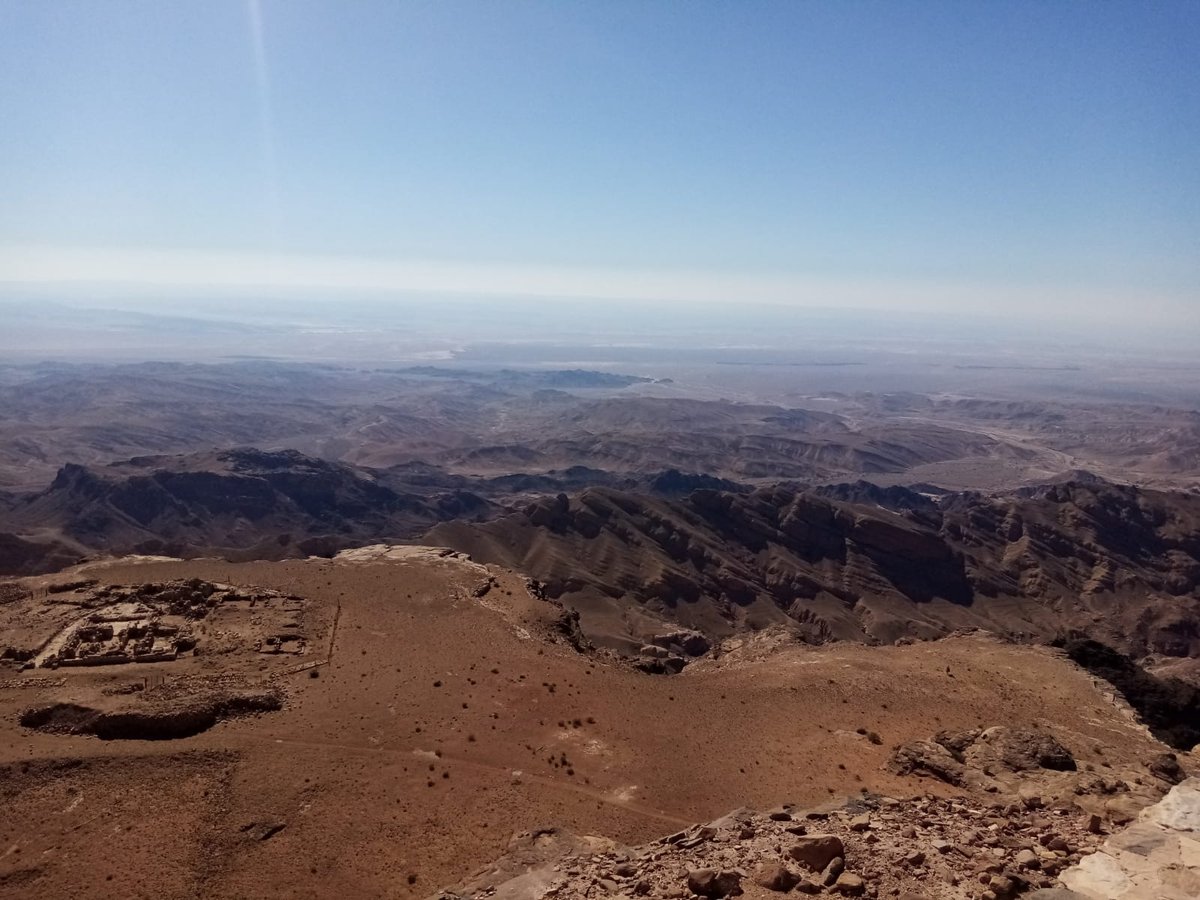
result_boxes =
[2,448,496,564]
[427,480,1200,659]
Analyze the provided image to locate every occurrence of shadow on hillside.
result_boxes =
[1056,638,1200,751]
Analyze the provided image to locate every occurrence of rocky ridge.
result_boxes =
[428,480,1200,666]
[0,448,499,572]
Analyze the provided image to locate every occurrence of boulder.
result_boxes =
[786,834,845,872]
[1148,752,1186,785]
[820,856,844,886]
[687,868,743,898]
[1044,835,1070,853]
[652,629,711,657]
[751,862,799,892]
[888,740,966,785]
[934,728,981,757]
[1062,778,1200,899]
[1104,795,1144,824]
[966,727,1076,772]
[635,654,687,675]
[639,644,671,659]
[1015,848,1040,869]
[987,874,1020,900]
[832,872,866,896]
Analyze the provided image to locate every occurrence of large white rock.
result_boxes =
[1060,777,1200,900]
[1145,778,1200,833]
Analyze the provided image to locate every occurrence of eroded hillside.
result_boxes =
[428,481,1200,662]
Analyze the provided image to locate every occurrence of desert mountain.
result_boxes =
[0,449,751,575]
[2,552,1194,898]
[5,444,1200,670]
[0,532,81,577]
[5,442,1199,674]
[427,479,1200,660]
[0,448,496,568]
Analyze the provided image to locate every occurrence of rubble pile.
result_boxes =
[433,727,1192,900]
[437,795,1122,900]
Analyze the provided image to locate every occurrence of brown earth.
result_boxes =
[0,550,1189,899]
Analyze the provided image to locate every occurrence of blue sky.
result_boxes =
[0,1,1196,326]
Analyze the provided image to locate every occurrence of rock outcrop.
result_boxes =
[19,686,282,740]
[890,727,1076,788]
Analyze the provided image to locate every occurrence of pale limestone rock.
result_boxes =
[1060,777,1200,900]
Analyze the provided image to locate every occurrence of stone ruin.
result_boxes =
[33,578,304,669]
[38,579,213,668]
[255,633,308,655]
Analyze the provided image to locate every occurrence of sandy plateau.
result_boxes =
[0,548,1193,899]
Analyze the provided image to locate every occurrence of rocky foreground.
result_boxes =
[432,727,1196,900]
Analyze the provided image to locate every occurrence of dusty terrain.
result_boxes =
[1,362,1197,497]
[0,549,1192,899]
[0,356,1198,899]
[2,360,1196,585]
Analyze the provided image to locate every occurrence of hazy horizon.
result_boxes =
[2,1,1198,337]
